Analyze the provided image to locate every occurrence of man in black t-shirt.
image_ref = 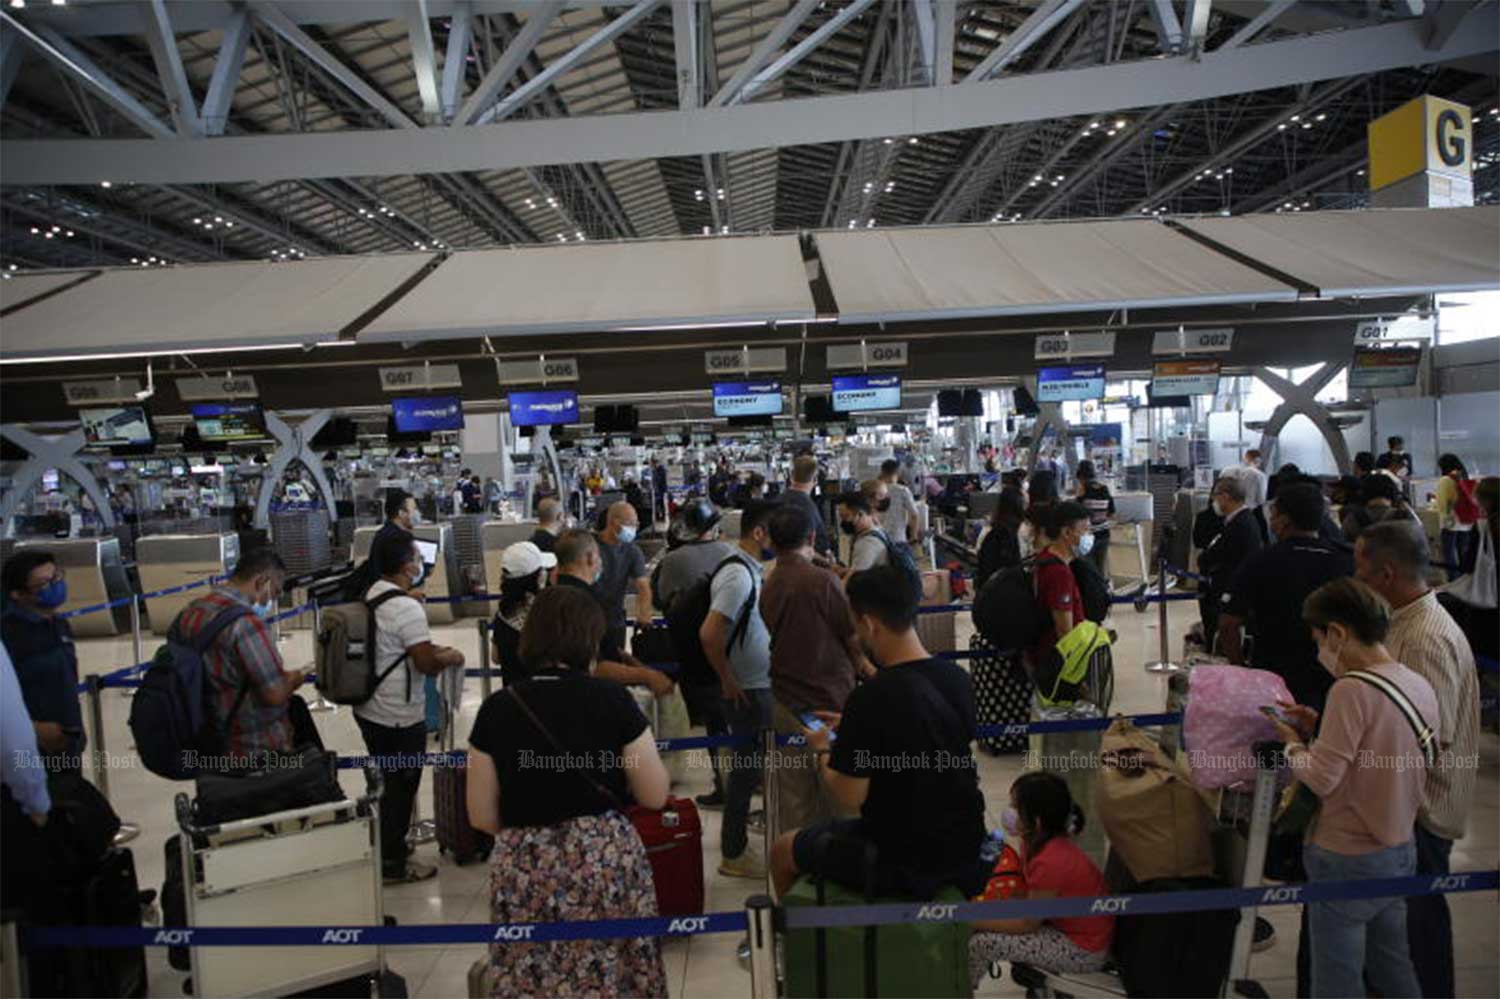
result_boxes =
[768,565,988,901]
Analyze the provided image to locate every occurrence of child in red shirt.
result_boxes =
[969,772,1114,987]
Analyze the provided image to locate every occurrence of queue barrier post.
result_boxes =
[129,594,144,675]
[761,727,779,900]
[745,894,777,999]
[1144,554,1183,675]
[477,620,493,700]
[84,673,139,845]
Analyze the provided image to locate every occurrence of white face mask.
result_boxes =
[408,561,425,587]
[1075,531,1095,558]
[1316,630,1343,675]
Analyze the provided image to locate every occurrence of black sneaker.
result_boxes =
[1252,916,1275,952]
[695,790,726,810]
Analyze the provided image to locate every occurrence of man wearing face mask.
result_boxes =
[555,530,674,696]
[1217,482,1354,713]
[357,534,466,883]
[835,488,891,579]
[1196,476,1263,652]
[595,501,651,654]
[2,551,86,764]
[769,564,988,901]
[168,547,307,762]
[1029,502,1093,669]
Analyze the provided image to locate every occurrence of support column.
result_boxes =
[0,427,116,534]
[1253,364,1352,475]
[252,411,340,529]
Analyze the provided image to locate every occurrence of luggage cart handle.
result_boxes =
[172,763,384,838]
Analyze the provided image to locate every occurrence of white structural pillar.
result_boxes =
[252,410,340,530]
[0,426,115,534]
[1253,364,1353,475]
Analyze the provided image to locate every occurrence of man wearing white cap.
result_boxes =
[491,541,557,688]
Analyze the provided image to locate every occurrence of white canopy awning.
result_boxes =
[358,235,815,342]
[1176,206,1500,298]
[0,254,434,361]
[0,271,96,315]
[813,219,1298,324]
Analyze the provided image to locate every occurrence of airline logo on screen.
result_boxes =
[511,391,579,425]
[832,374,901,411]
[410,401,460,422]
[713,381,782,416]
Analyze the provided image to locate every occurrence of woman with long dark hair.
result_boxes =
[1020,468,1060,558]
[976,486,1027,590]
[1435,454,1474,581]
[968,772,1113,984]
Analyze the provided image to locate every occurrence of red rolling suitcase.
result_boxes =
[434,752,494,865]
[628,796,704,917]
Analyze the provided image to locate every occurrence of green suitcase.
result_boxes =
[782,874,972,998]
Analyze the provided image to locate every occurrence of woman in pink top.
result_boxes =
[969,773,1113,988]
[1271,577,1438,999]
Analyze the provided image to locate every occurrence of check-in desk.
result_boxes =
[136,533,240,636]
[350,523,461,625]
[480,521,539,617]
[12,537,133,637]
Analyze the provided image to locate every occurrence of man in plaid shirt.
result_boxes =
[169,547,308,761]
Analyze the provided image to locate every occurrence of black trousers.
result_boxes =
[355,716,427,876]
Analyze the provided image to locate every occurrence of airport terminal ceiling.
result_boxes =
[0,1,1497,275]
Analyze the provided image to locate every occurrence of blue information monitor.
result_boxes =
[392,396,464,433]
[1037,366,1106,403]
[712,381,783,418]
[831,374,902,412]
[509,389,579,427]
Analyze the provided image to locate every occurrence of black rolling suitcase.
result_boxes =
[31,847,148,998]
[971,634,1032,755]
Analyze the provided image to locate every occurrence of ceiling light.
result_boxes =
[1315,113,1326,121]
[29,227,38,234]
[65,230,73,237]
[1114,119,1126,129]
[100,181,112,188]
[214,216,222,223]
[9,1,25,9]
[1301,122,1312,129]
[43,232,53,239]
[908,137,918,145]
[883,138,893,145]
[1277,123,1287,131]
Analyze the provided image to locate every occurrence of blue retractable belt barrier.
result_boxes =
[59,575,226,620]
[23,872,1496,950]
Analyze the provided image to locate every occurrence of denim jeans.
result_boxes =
[681,682,730,796]
[1439,529,1471,582]
[721,688,773,860]
[1303,840,1420,999]
[1408,824,1455,998]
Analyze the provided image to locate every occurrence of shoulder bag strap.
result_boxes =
[197,604,254,727]
[365,589,415,692]
[506,685,625,810]
[1343,669,1437,767]
[710,555,759,651]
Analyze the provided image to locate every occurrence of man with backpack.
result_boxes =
[167,547,307,763]
[699,500,775,879]
[835,486,924,599]
[358,534,465,883]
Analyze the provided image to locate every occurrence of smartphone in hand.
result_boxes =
[1259,705,1294,727]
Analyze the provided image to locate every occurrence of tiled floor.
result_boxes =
[70,599,1498,998]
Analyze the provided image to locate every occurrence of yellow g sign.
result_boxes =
[1368,96,1472,191]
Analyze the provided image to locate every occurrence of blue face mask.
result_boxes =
[1075,532,1095,558]
[253,599,276,620]
[617,525,637,544]
[34,579,68,610]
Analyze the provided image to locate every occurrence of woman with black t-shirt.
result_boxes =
[488,541,555,688]
[976,486,1027,591]
[466,585,670,998]
[1073,460,1115,577]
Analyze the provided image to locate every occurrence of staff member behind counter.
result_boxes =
[1,551,85,765]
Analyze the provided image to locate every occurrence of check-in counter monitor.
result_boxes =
[137,533,240,636]
[12,538,133,638]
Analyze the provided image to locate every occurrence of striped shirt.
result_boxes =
[1385,590,1480,840]
[171,587,294,760]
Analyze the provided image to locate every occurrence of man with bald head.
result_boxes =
[530,496,563,554]
[596,500,651,651]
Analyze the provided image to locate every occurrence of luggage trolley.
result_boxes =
[171,765,390,998]
[1011,741,1281,999]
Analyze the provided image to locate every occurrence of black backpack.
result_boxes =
[971,556,1047,654]
[1071,556,1111,623]
[337,557,381,605]
[663,555,759,687]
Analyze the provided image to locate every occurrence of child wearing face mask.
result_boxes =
[968,772,1113,985]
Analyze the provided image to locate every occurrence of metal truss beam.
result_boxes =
[451,0,562,126]
[6,11,1494,187]
[439,2,474,122]
[709,0,819,108]
[1,195,228,262]
[144,0,201,135]
[1185,0,1213,53]
[201,8,251,135]
[1123,75,1364,214]
[2,13,173,138]
[671,0,699,109]
[1219,0,1294,49]
[933,0,955,86]
[738,0,877,104]
[157,184,346,255]
[965,0,1086,82]
[409,0,442,117]
[252,2,417,129]
[472,0,661,125]
[1233,143,1366,214]
[1028,107,1176,217]
[1148,0,1185,53]
[0,25,23,109]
